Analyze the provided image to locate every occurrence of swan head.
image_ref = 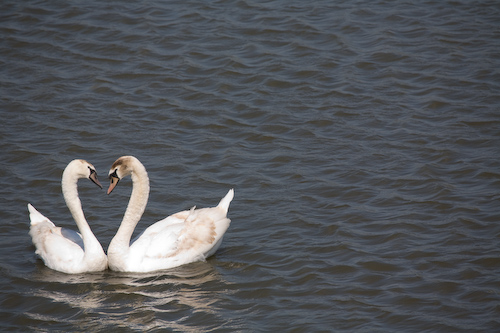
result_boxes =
[66,159,103,189]
[107,156,138,195]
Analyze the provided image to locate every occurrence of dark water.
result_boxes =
[1,0,500,331]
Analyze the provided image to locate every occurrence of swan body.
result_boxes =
[28,159,108,274]
[106,156,234,272]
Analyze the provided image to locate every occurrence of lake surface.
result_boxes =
[1,0,500,331]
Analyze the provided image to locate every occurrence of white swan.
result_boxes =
[28,159,108,274]
[106,156,234,272]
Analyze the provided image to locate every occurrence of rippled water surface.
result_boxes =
[1,0,500,331]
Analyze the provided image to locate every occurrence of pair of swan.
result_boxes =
[28,156,234,274]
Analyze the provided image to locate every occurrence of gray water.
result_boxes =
[1,0,500,331]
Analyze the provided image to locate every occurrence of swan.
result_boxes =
[106,156,234,272]
[28,159,108,274]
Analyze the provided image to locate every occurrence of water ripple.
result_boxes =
[1,0,500,331]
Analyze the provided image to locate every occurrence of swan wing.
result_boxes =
[174,189,233,256]
[178,205,232,256]
[28,204,85,272]
[130,214,187,260]
[131,189,234,260]
[128,204,231,272]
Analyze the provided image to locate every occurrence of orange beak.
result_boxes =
[107,176,120,195]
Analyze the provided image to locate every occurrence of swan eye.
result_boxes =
[109,169,119,180]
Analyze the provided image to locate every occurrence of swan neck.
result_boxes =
[61,168,99,253]
[109,163,150,255]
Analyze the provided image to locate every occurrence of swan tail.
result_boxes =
[217,189,234,213]
[28,203,55,227]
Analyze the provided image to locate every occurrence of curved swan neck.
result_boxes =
[109,159,150,254]
[61,164,99,254]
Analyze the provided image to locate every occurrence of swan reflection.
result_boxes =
[28,260,235,331]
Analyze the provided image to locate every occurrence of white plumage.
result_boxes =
[106,156,234,273]
[28,159,107,274]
